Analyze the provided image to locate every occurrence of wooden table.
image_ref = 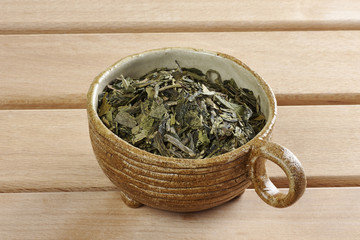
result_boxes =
[1,1,360,239]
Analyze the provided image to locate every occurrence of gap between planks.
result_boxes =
[0,188,359,239]
[2,178,359,194]
[1,0,360,34]
[2,93,360,111]
[2,21,360,35]
[1,31,360,109]
[0,106,359,193]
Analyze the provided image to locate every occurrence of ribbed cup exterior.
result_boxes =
[88,119,266,212]
[87,48,277,212]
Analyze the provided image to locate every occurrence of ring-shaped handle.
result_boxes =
[249,139,306,208]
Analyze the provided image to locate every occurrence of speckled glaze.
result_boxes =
[87,48,306,212]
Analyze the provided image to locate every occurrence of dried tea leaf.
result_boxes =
[98,93,111,117]
[138,115,155,132]
[132,129,148,144]
[153,131,170,157]
[164,134,196,157]
[170,114,176,125]
[149,102,167,119]
[115,111,137,128]
[197,129,210,146]
[206,69,222,85]
[101,116,110,128]
[98,62,266,159]
[146,86,155,99]
[185,110,202,129]
[201,84,215,96]
[214,95,241,111]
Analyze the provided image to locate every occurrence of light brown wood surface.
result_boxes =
[0,188,359,239]
[2,1,360,238]
[1,0,360,34]
[0,105,358,193]
[1,31,360,109]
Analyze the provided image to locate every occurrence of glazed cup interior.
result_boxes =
[88,47,276,162]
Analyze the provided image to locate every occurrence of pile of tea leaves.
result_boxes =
[98,64,266,159]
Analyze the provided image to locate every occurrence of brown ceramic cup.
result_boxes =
[87,48,306,212]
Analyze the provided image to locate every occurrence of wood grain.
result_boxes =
[1,0,360,34]
[0,105,359,193]
[1,31,360,109]
[0,188,359,239]
[0,109,114,192]
[271,105,360,187]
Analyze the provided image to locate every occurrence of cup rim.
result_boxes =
[87,47,277,165]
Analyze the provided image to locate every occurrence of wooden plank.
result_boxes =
[0,109,114,193]
[271,105,360,187]
[1,0,360,34]
[1,31,360,109]
[0,106,359,193]
[0,188,359,239]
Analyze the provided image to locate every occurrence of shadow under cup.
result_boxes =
[87,48,306,212]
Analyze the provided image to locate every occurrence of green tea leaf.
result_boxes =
[198,129,210,146]
[153,131,170,157]
[115,111,137,128]
[98,93,111,117]
[98,62,266,159]
[149,102,167,119]
[164,134,196,157]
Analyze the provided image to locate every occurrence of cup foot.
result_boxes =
[120,191,143,208]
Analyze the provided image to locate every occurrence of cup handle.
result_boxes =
[248,139,306,208]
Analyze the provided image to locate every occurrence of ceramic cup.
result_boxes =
[87,48,306,212]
